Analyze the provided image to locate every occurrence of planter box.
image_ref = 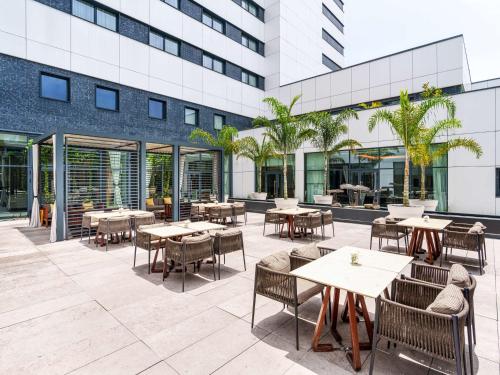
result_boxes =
[313,195,333,205]
[275,198,299,210]
[409,199,438,212]
[248,192,268,200]
[387,204,425,219]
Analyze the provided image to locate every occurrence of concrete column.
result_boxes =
[172,145,180,221]
[139,141,147,210]
[54,131,65,241]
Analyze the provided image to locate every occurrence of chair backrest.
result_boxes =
[233,203,245,215]
[321,210,333,224]
[214,229,243,252]
[220,206,233,217]
[106,217,130,233]
[134,213,155,227]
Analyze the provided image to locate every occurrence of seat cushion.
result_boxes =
[468,224,483,234]
[297,279,324,304]
[446,264,471,288]
[182,233,211,244]
[291,243,320,260]
[164,197,172,204]
[213,228,242,237]
[427,284,464,314]
[260,251,290,273]
[373,217,386,224]
[146,198,154,207]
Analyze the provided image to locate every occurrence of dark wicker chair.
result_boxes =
[134,223,166,274]
[370,220,408,253]
[251,251,325,350]
[263,210,286,235]
[213,229,246,279]
[95,217,131,251]
[321,210,334,237]
[165,233,215,292]
[232,203,247,225]
[369,278,472,375]
[442,225,485,274]
[450,222,487,260]
[294,212,323,241]
[208,206,234,224]
[406,262,478,344]
[131,212,155,243]
[190,205,205,222]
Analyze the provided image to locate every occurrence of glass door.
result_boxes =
[264,171,281,199]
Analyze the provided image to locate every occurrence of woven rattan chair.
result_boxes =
[369,278,472,375]
[251,251,325,350]
[232,203,247,225]
[406,262,478,344]
[263,210,286,235]
[131,212,155,243]
[449,222,487,261]
[165,233,215,292]
[370,220,407,253]
[95,217,131,251]
[442,225,485,274]
[80,211,103,243]
[294,212,322,241]
[134,223,166,274]
[213,229,246,279]
[190,205,205,222]
[321,210,334,237]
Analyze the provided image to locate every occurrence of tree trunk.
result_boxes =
[323,152,329,196]
[283,155,288,199]
[403,152,410,207]
[420,164,426,201]
[257,163,262,193]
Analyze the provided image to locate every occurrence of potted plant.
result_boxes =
[407,85,482,211]
[254,95,314,209]
[368,90,458,218]
[189,125,242,203]
[306,109,361,205]
[237,136,275,200]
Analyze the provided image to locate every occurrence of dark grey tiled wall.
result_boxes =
[180,0,202,21]
[181,43,203,65]
[119,14,149,45]
[0,54,252,144]
[33,0,71,13]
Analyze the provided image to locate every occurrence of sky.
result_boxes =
[344,0,500,82]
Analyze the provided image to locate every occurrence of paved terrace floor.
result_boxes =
[0,213,498,375]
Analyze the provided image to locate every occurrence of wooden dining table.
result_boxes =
[291,246,413,371]
[268,207,319,240]
[397,217,452,264]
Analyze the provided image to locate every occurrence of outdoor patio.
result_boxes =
[0,213,498,375]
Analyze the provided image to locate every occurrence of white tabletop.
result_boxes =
[140,225,197,238]
[397,217,452,230]
[316,239,337,251]
[269,207,319,216]
[290,246,413,298]
[84,210,150,220]
[172,221,226,231]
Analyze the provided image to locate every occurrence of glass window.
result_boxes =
[96,8,116,31]
[40,73,69,102]
[96,86,118,111]
[72,0,94,23]
[496,168,500,197]
[242,71,258,87]
[202,12,224,33]
[162,0,178,8]
[202,54,212,69]
[149,99,166,120]
[203,54,224,73]
[212,18,224,33]
[214,114,224,130]
[185,107,198,126]
[242,0,258,16]
[164,37,179,56]
[213,59,224,73]
[242,34,258,52]
[149,31,163,50]
[202,13,212,27]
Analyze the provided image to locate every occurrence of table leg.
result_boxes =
[424,230,435,264]
[358,295,373,345]
[345,292,362,371]
[407,227,419,256]
[331,287,342,343]
[312,286,335,352]
[432,230,442,260]
[288,216,294,240]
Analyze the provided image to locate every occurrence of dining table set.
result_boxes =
[267,207,320,240]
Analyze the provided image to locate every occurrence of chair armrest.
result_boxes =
[255,264,296,305]
[289,254,312,270]
[410,263,449,286]
[392,278,442,310]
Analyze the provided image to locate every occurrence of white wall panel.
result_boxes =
[351,89,369,105]
[71,18,119,65]
[71,53,119,82]
[27,40,70,70]
[369,58,390,87]
[120,36,149,75]
[390,51,412,82]
[0,0,26,37]
[182,61,203,90]
[120,68,149,91]
[369,84,390,101]
[351,64,369,91]
[412,74,437,92]
[448,167,495,214]
[120,0,150,24]
[149,48,182,85]
[149,0,183,39]
[453,90,496,134]
[331,68,351,95]
[315,74,331,99]
[182,86,203,104]
[149,76,182,99]
[437,37,463,72]
[448,132,495,167]
[301,78,316,102]
[437,69,463,88]
[412,44,437,78]
[390,80,412,97]
[27,1,70,50]
[0,30,26,59]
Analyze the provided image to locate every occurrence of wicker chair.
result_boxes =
[232,203,247,225]
[263,210,286,235]
[321,210,334,237]
[190,205,205,222]
[131,212,155,242]
[442,225,485,274]
[406,262,477,345]
[369,278,471,375]
[449,222,487,261]
[370,220,408,253]
[251,251,325,350]
[134,223,166,274]
[294,212,322,241]
[80,211,103,243]
[213,229,246,279]
[165,233,215,292]
[95,217,131,251]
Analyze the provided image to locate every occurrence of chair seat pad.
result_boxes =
[427,284,464,314]
[260,251,290,273]
[291,243,320,260]
[446,264,471,288]
[297,279,324,304]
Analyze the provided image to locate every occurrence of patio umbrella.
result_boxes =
[28,144,40,227]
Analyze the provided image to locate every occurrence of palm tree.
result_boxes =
[188,125,242,196]
[409,122,482,201]
[237,136,275,193]
[307,110,361,195]
[254,96,314,198]
[368,90,457,206]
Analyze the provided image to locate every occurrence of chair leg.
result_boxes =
[80,226,83,240]
[369,297,381,375]
[397,238,400,254]
[294,305,299,350]
[242,242,247,271]
[251,274,257,329]
[218,253,221,280]
[478,248,483,275]
[263,222,266,235]
[452,316,463,375]
[370,235,373,250]
[467,310,474,375]
[332,222,334,237]
[212,252,216,281]
[133,243,137,267]
[148,250,151,274]
[88,228,91,244]
[182,263,186,293]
